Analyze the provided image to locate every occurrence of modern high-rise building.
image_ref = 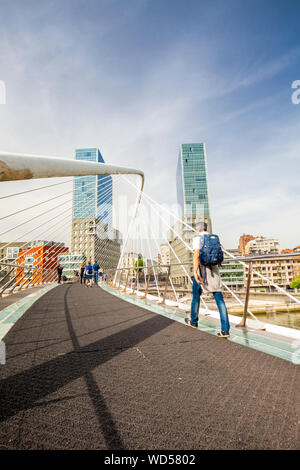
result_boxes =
[170,143,212,287]
[176,143,211,232]
[72,148,121,269]
[73,148,112,223]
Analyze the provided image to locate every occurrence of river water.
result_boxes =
[232,309,300,330]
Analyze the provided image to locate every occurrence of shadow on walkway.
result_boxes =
[0,285,173,449]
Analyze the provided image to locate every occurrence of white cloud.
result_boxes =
[0,1,299,252]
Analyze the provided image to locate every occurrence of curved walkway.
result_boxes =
[0,283,299,450]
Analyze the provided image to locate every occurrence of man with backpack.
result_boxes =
[85,261,93,287]
[185,221,230,338]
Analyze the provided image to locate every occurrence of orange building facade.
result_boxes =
[17,244,69,286]
[281,245,300,254]
[238,234,255,255]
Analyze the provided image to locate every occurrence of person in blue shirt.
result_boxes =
[93,261,100,284]
[99,266,103,283]
[85,261,93,287]
[185,221,230,337]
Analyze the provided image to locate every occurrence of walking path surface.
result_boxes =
[0,286,43,310]
[0,283,299,450]
[0,285,57,341]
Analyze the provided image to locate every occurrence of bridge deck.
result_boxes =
[0,283,299,450]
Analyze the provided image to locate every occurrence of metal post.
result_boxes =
[142,269,150,299]
[160,265,171,305]
[136,266,142,295]
[133,269,138,293]
[118,269,124,291]
[123,270,130,293]
[112,272,116,288]
[237,262,252,328]
[130,269,138,295]
[113,268,120,288]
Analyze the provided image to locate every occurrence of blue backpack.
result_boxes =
[86,266,93,275]
[199,234,223,283]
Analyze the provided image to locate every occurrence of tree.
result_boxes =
[290,275,300,289]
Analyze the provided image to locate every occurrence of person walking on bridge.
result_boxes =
[93,261,100,285]
[85,261,93,287]
[57,263,63,284]
[185,221,230,338]
[80,263,85,284]
[99,266,103,283]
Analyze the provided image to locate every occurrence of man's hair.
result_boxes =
[195,221,207,232]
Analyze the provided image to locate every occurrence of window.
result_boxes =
[6,247,20,259]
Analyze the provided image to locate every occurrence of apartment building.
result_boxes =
[242,253,300,289]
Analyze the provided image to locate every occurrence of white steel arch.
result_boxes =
[0,152,144,191]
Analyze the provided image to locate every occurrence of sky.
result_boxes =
[0,0,299,250]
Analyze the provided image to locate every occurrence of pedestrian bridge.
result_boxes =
[0,152,299,450]
[0,282,299,450]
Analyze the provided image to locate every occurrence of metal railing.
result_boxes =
[103,259,300,330]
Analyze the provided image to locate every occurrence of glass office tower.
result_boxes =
[73,148,112,223]
[72,148,121,269]
[176,143,212,232]
[170,143,212,286]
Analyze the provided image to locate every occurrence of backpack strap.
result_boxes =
[199,234,207,284]
[203,265,207,284]
[199,234,205,250]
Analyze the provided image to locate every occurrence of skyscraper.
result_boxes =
[176,143,211,232]
[71,148,121,269]
[170,143,212,287]
[73,148,112,223]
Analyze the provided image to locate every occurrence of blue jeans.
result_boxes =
[213,291,230,332]
[191,277,203,326]
[190,278,230,332]
[94,272,99,283]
